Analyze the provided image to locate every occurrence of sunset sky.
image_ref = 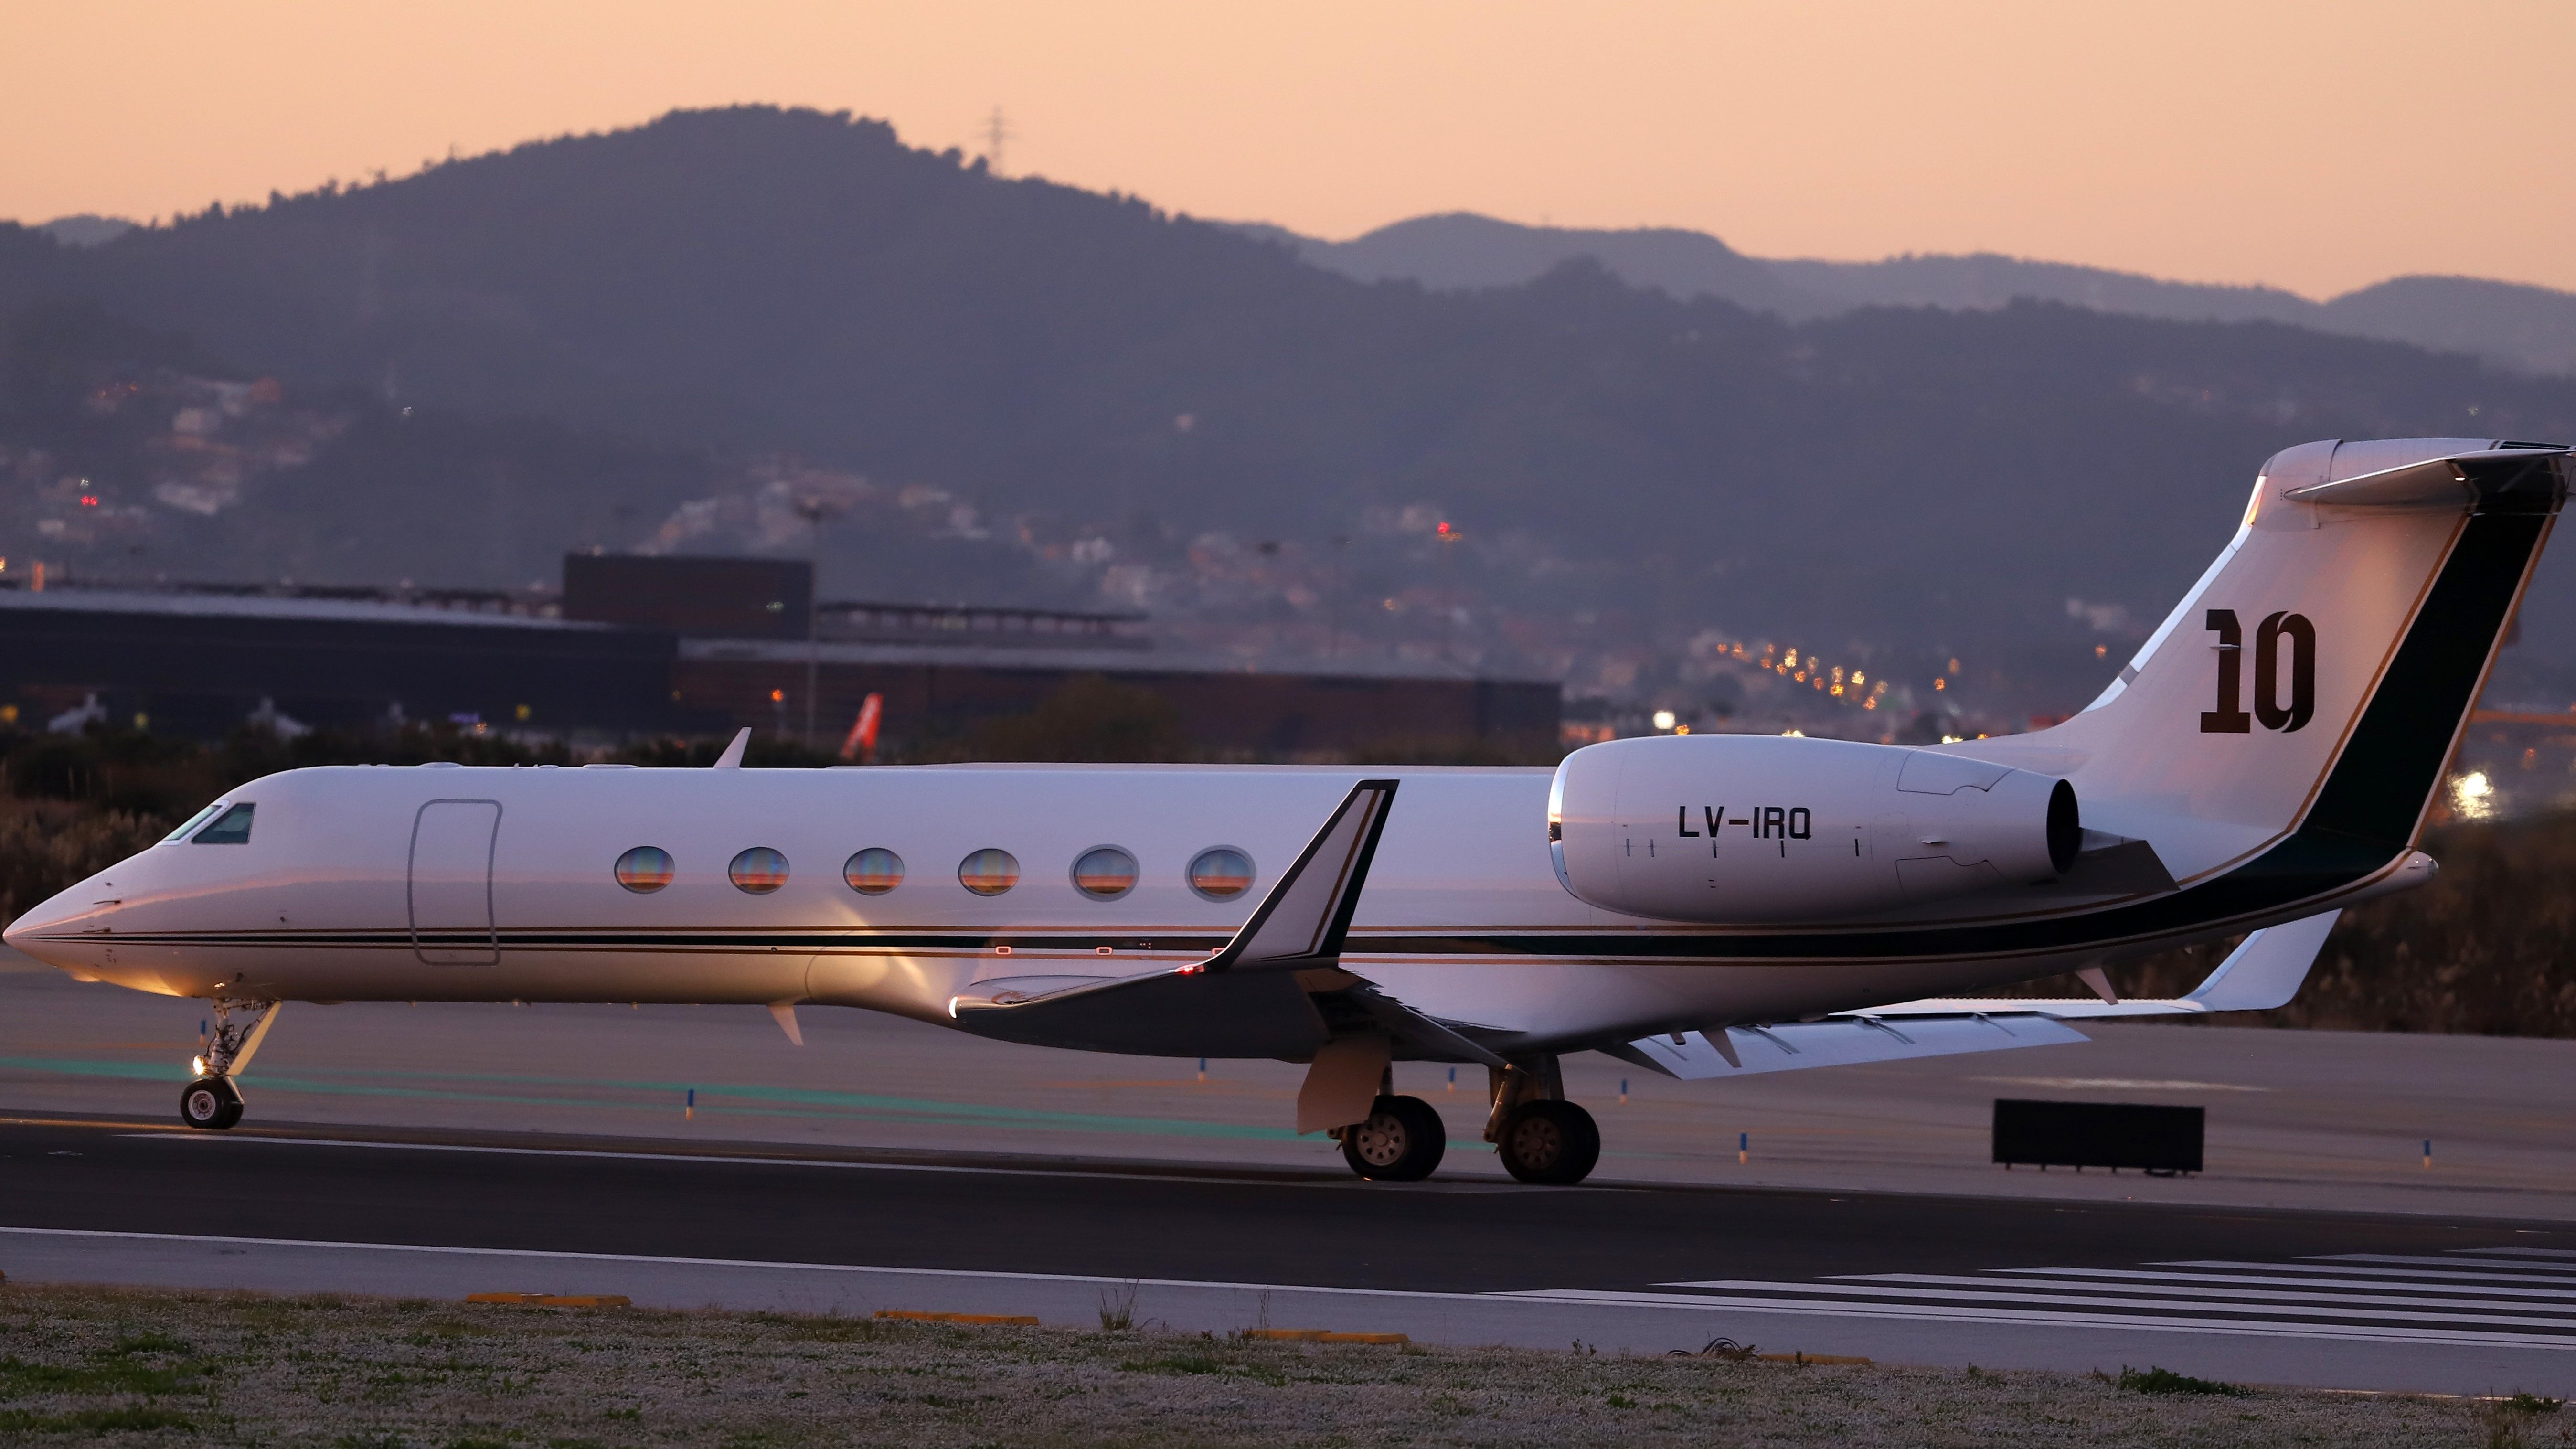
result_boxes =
[8,0,2572,298]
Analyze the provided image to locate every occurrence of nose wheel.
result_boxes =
[1339,1094,1447,1181]
[177,996,278,1130]
[181,1077,244,1131]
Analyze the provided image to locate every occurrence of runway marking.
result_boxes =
[2165,1260,2576,1287]
[2324,1253,2576,1271]
[1658,1279,2576,1333]
[1986,1267,2576,1300]
[1854,1272,2576,1312]
[8,1228,2570,1353]
[118,1130,1533,1193]
[1606,1250,2576,1351]
[1508,1288,2576,1350]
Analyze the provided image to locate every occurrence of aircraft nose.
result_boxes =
[4,884,105,961]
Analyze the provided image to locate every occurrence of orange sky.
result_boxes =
[7,0,2573,298]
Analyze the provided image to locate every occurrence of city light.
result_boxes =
[1651,709,1678,731]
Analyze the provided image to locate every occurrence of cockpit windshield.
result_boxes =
[191,803,255,844]
[160,801,225,844]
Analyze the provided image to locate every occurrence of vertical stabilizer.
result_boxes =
[2011,439,2566,886]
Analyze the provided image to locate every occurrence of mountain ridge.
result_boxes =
[1248,212,2576,376]
[3,106,2573,719]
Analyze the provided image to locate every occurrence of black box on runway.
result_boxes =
[1992,1099,2203,1173]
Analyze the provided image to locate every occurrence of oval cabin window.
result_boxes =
[614,846,674,893]
[844,848,905,895]
[1070,846,1139,900]
[958,848,1020,897]
[729,847,790,894]
[1187,846,1255,901]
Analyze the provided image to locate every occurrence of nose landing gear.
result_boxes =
[179,997,280,1131]
[180,1076,243,1130]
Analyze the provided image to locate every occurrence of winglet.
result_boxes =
[2184,909,2339,1012]
[713,728,751,769]
[1196,779,1399,974]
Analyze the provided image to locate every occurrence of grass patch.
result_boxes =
[0,1281,2511,1446]
[2118,1365,2252,1397]
[0,1404,197,1433]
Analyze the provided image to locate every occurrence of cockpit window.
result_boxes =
[161,801,226,844]
[192,803,255,844]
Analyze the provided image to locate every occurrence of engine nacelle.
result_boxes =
[1548,734,2079,923]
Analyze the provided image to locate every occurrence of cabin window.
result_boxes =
[161,801,226,844]
[1187,846,1254,900]
[1070,846,1139,900]
[958,848,1020,897]
[614,846,674,893]
[192,803,256,845]
[729,847,790,894]
[844,848,905,895]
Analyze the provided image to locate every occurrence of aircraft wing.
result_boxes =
[948,779,1508,1067]
[1858,909,2340,1019]
[1609,910,2339,1082]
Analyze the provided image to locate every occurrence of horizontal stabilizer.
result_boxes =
[1611,1014,2088,1082]
[2283,447,2569,510]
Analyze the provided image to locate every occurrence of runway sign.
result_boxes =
[1992,1098,2204,1173]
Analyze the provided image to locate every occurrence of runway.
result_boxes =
[5,1114,2576,1396]
[18,959,2576,1394]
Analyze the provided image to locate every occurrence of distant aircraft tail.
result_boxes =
[2009,439,2569,891]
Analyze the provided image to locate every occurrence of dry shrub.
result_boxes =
[0,796,170,927]
[2044,812,2576,1036]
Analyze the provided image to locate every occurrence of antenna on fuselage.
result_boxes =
[712,728,751,769]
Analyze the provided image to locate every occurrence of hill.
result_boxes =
[4,107,2575,723]
[1266,213,2576,376]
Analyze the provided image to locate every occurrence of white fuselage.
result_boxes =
[3,756,2390,1054]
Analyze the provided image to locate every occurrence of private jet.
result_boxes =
[8,437,2563,1184]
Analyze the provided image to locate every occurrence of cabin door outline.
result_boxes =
[409,799,502,965]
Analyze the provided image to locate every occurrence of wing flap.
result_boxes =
[1612,1014,2089,1082]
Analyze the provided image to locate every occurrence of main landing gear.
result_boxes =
[1330,1055,1602,1186]
[180,997,279,1131]
[1486,1056,1600,1186]
[1340,1094,1448,1181]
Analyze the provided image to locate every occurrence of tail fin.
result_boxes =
[2015,439,2568,887]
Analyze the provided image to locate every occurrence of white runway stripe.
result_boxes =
[1504,1288,2576,1351]
[1987,1267,2576,1301]
[1592,1249,2576,1352]
[1841,1272,2576,1314]
[2316,1253,2576,1273]
[2162,1259,2576,1287]
[1655,1279,2576,1332]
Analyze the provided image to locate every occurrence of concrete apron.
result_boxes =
[2,1226,2568,1399]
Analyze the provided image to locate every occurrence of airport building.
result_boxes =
[0,556,1560,757]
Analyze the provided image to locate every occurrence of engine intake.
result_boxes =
[1547,734,2079,924]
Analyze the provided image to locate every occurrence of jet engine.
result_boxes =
[1548,734,2080,923]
